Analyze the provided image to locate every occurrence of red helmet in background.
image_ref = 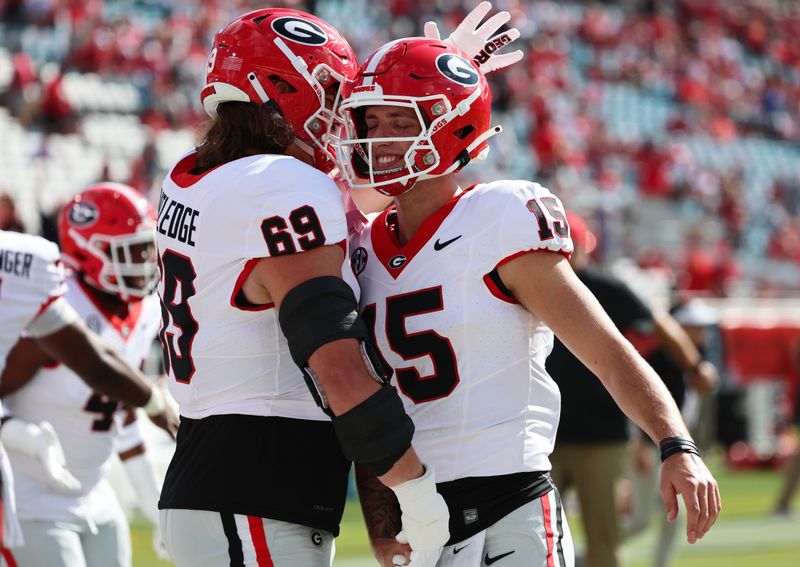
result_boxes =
[201,8,358,172]
[335,37,500,196]
[58,183,157,301]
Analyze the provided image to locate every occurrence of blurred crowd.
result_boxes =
[1,0,800,297]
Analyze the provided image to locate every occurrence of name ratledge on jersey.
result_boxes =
[4,276,160,521]
[0,230,67,375]
[351,180,573,483]
[157,152,355,420]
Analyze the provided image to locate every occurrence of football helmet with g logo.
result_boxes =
[335,38,500,196]
[201,8,358,172]
[58,183,157,301]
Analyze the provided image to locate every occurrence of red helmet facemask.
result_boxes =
[58,183,157,301]
[335,38,501,196]
[201,9,358,173]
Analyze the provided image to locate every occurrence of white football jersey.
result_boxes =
[0,230,67,376]
[156,152,355,420]
[351,180,573,483]
[4,275,161,522]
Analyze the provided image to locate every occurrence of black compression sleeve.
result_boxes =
[278,276,368,367]
[333,385,415,476]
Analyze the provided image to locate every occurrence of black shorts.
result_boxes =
[158,414,351,536]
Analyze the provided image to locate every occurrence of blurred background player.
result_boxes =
[546,213,718,567]
[337,36,719,567]
[621,297,720,567]
[773,339,800,518]
[0,227,175,559]
[0,183,169,566]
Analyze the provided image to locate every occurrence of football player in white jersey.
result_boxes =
[335,38,721,567]
[155,9,453,567]
[1,184,169,567]
[0,229,175,557]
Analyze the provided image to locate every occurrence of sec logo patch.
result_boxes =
[351,247,368,276]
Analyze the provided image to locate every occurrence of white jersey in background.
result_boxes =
[0,230,67,375]
[4,275,161,522]
[351,180,573,483]
[156,151,356,420]
[0,230,71,548]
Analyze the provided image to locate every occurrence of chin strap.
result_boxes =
[247,72,271,104]
[292,137,316,158]
[420,124,503,180]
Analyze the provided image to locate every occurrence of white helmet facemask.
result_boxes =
[335,85,493,193]
[69,228,158,300]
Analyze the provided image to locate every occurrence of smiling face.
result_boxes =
[363,105,423,174]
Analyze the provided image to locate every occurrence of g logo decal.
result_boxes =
[388,255,407,269]
[435,54,479,86]
[68,202,99,227]
[271,17,328,46]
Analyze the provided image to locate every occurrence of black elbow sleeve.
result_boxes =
[278,276,391,414]
[333,385,415,476]
[278,276,368,368]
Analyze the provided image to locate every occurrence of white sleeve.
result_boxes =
[239,160,348,259]
[491,181,573,263]
[24,297,80,338]
[33,240,68,303]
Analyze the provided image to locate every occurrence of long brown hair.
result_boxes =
[194,102,294,172]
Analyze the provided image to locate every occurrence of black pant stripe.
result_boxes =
[553,490,566,567]
[220,512,245,567]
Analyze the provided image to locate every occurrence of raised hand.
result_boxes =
[424,1,524,74]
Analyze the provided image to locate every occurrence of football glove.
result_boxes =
[424,1,523,74]
[389,464,449,553]
[395,531,443,567]
[0,419,82,494]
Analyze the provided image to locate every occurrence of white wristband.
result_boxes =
[390,463,437,504]
[389,464,450,552]
[143,385,165,416]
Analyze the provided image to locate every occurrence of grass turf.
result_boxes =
[132,457,800,566]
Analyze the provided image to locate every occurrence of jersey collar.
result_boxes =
[370,185,474,279]
[78,279,144,341]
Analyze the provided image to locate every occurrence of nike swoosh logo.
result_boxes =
[453,543,470,554]
[484,550,515,565]
[433,235,462,250]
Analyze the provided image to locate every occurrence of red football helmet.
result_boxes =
[58,183,157,301]
[335,38,500,196]
[201,8,358,172]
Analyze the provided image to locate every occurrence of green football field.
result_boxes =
[132,454,800,566]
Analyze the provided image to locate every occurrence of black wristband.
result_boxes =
[659,436,700,462]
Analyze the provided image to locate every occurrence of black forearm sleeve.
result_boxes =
[333,385,415,477]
